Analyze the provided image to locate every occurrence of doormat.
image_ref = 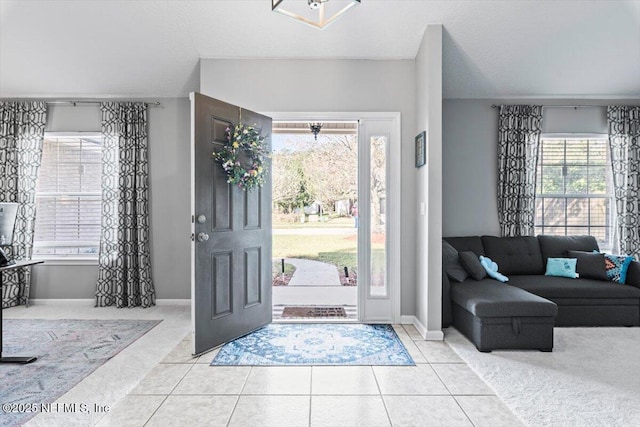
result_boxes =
[211,323,414,366]
[282,306,347,318]
[0,319,160,427]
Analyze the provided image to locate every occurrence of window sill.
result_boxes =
[31,257,98,266]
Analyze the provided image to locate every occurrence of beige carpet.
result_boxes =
[446,327,640,427]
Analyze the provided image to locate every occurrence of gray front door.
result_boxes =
[190,92,272,356]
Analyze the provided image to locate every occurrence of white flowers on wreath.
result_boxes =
[213,123,270,191]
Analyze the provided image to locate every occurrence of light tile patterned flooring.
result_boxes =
[97,324,523,427]
[6,303,522,426]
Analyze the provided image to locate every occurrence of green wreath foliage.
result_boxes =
[213,123,269,191]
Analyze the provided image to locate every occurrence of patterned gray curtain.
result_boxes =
[95,102,155,308]
[497,105,543,237]
[608,106,640,259]
[0,101,47,308]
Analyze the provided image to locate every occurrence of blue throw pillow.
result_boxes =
[479,256,509,282]
[599,252,635,284]
[545,258,578,279]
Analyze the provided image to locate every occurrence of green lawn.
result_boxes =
[272,260,296,276]
[273,234,357,270]
[272,233,384,275]
[272,260,296,286]
[272,216,355,229]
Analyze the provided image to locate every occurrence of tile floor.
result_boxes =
[96,325,523,427]
[6,303,523,427]
[5,302,191,427]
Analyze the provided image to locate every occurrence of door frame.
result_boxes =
[264,111,401,323]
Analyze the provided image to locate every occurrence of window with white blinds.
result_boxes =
[535,137,614,250]
[33,134,103,257]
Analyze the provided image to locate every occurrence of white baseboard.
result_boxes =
[29,299,94,305]
[28,298,191,306]
[155,299,190,306]
[424,330,445,341]
[412,315,427,338]
[402,315,444,341]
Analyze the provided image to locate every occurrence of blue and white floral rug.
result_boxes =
[211,324,414,366]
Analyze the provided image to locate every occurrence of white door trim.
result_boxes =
[263,111,401,324]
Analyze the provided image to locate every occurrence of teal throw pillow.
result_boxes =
[545,258,578,279]
[479,256,509,283]
[600,252,635,284]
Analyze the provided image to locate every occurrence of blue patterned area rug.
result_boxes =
[212,324,414,366]
[0,319,160,427]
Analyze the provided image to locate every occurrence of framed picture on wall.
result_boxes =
[415,131,426,168]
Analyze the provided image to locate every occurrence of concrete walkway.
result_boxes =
[272,257,355,308]
[272,286,357,306]
[284,257,341,287]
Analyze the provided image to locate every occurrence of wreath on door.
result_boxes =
[213,123,270,191]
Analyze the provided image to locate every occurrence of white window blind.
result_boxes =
[33,134,103,257]
[535,137,614,250]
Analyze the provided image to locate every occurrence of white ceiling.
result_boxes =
[1,0,639,99]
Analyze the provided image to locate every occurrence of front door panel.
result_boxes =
[191,92,272,355]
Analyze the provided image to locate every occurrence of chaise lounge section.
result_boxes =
[442,235,640,352]
[451,281,557,352]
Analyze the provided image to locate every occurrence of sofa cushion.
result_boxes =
[507,275,640,299]
[450,281,557,318]
[444,236,485,256]
[626,261,640,288]
[443,240,468,282]
[548,297,639,306]
[459,251,487,280]
[538,235,599,264]
[481,236,544,275]
[566,250,607,281]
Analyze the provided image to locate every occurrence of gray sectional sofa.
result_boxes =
[442,235,640,352]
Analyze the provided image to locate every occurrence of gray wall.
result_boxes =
[442,98,640,238]
[442,99,501,237]
[414,26,444,336]
[30,98,191,300]
[200,58,418,316]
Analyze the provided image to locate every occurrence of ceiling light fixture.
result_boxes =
[309,123,323,140]
[272,0,360,30]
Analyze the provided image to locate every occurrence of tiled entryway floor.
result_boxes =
[97,324,523,427]
[6,303,522,426]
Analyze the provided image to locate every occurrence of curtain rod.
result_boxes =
[490,104,604,109]
[45,100,161,107]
